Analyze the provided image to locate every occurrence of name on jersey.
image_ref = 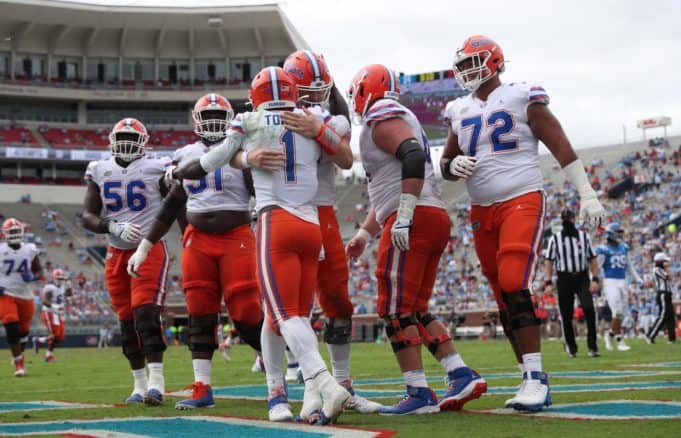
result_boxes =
[264,113,285,126]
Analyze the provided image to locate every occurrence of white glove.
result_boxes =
[563,159,606,225]
[126,239,154,278]
[108,220,141,243]
[391,193,417,251]
[449,155,477,179]
[164,164,179,187]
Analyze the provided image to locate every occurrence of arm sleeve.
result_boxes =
[527,84,550,106]
[199,129,244,173]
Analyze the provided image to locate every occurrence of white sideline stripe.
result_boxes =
[480,400,681,420]
[0,400,110,413]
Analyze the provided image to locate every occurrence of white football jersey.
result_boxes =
[359,99,445,224]
[231,107,323,224]
[42,283,66,315]
[446,82,548,206]
[0,242,39,300]
[172,141,250,213]
[85,156,169,250]
[314,114,351,206]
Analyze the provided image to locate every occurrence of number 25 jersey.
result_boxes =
[84,156,168,250]
[446,82,549,206]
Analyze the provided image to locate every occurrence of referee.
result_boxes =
[646,252,676,344]
[544,209,601,357]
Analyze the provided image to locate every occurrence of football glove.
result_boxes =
[163,164,180,187]
[391,193,417,251]
[563,159,606,226]
[126,239,154,278]
[449,155,477,179]
[108,220,141,243]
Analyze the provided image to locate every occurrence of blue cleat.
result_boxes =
[175,382,215,410]
[510,371,552,412]
[439,367,488,411]
[379,385,440,416]
[124,393,144,404]
[143,388,164,406]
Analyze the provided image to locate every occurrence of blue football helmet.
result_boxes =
[605,222,623,241]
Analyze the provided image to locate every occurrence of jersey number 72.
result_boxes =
[460,110,517,156]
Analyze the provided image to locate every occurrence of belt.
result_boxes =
[557,271,588,276]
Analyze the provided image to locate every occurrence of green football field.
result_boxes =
[1,338,680,437]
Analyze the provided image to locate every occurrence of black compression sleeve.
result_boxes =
[395,138,425,180]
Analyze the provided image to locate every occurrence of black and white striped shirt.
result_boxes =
[545,230,595,273]
[654,267,671,293]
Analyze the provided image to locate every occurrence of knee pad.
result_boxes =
[323,318,352,345]
[384,314,421,353]
[133,304,167,355]
[498,310,515,341]
[233,318,263,352]
[4,322,20,345]
[502,289,540,330]
[188,314,219,353]
[120,319,143,362]
[415,312,451,355]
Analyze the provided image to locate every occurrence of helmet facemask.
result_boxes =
[193,109,233,142]
[110,132,146,162]
[4,226,23,245]
[453,50,495,92]
[298,81,333,108]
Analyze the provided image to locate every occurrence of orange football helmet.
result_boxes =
[249,66,298,111]
[2,218,24,245]
[283,50,333,107]
[453,35,505,91]
[192,93,234,141]
[52,268,68,282]
[109,118,149,162]
[347,64,400,123]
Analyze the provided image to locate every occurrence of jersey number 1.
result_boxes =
[461,110,517,156]
[281,130,296,184]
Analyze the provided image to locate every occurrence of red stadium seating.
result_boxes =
[40,128,110,149]
[0,126,40,147]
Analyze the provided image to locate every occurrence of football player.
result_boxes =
[127,93,265,410]
[280,50,381,414]
[595,223,642,351]
[168,66,350,425]
[0,218,42,377]
[345,64,487,415]
[440,35,606,411]
[34,268,72,362]
[82,118,171,405]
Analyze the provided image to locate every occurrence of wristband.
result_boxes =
[315,122,342,155]
[240,150,251,169]
[356,228,373,243]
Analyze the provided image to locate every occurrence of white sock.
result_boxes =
[403,369,428,388]
[192,359,212,385]
[147,362,165,392]
[132,368,147,395]
[327,343,351,383]
[522,353,542,373]
[261,321,286,394]
[440,353,466,373]
[285,348,298,367]
[279,317,326,380]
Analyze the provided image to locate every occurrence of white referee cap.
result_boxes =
[653,252,671,262]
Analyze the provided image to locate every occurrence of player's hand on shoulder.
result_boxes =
[108,220,141,243]
[449,155,477,180]
[246,148,286,171]
[281,108,322,138]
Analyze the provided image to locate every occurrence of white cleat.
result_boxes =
[510,371,552,412]
[285,366,300,383]
[504,379,525,408]
[617,341,631,351]
[315,371,351,425]
[251,356,264,373]
[269,401,294,422]
[298,378,323,424]
[604,335,614,351]
[14,368,25,377]
[345,392,383,414]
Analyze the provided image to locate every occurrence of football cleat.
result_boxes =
[143,388,164,406]
[315,371,351,425]
[604,334,614,351]
[340,380,383,414]
[439,367,488,411]
[587,350,601,357]
[564,345,576,358]
[13,356,25,377]
[285,364,300,383]
[44,354,56,363]
[510,371,552,412]
[124,393,144,404]
[251,356,264,373]
[175,382,215,410]
[268,388,293,422]
[617,341,631,351]
[379,386,440,416]
[645,336,654,344]
[298,379,322,424]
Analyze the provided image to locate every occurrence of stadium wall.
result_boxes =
[0,183,84,204]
